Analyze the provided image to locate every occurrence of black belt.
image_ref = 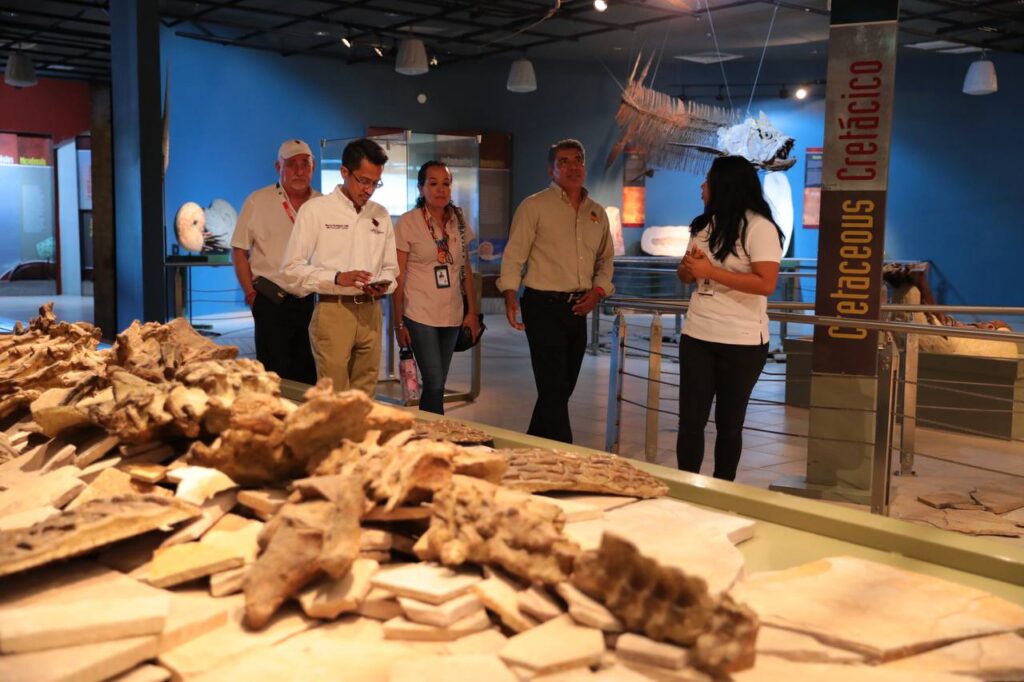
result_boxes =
[317,293,374,304]
[524,287,586,304]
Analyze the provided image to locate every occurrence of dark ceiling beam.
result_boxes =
[0,43,109,64]
[231,0,378,43]
[0,6,109,27]
[0,31,110,53]
[167,0,248,28]
[912,0,1022,21]
[935,17,1016,35]
[0,17,110,42]
[174,28,375,66]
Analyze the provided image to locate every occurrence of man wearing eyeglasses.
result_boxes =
[497,139,615,443]
[231,139,321,385]
[281,137,398,396]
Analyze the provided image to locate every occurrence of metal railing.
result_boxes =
[601,296,1024,516]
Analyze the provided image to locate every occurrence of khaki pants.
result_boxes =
[309,299,382,396]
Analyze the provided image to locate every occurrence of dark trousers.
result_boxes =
[404,316,460,415]
[676,334,768,481]
[521,288,588,444]
[252,291,317,385]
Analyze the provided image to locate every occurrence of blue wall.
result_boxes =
[161,28,1023,313]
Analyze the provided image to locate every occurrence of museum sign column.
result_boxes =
[771,0,899,503]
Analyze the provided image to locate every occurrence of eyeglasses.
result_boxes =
[349,173,383,189]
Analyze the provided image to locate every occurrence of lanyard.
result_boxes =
[422,207,453,265]
[277,184,298,224]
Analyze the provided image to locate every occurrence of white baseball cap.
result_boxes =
[278,138,313,160]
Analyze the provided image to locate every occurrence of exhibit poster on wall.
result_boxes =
[803,147,823,228]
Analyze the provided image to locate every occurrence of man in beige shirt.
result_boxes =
[496,139,615,443]
[231,139,321,385]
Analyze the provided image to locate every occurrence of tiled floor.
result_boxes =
[3,295,1022,543]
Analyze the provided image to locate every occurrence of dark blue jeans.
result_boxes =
[404,316,460,415]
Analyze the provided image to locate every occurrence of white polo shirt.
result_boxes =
[280,185,399,297]
[231,183,321,294]
[683,211,783,345]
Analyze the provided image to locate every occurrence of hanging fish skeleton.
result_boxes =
[609,56,796,175]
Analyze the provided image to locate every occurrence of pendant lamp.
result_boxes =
[396,38,428,76]
[962,57,997,96]
[507,57,537,93]
[4,51,37,88]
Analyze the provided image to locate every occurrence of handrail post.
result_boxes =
[605,310,627,455]
[589,305,601,355]
[871,336,899,516]
[644,313,663,463]
[899,332,919,476]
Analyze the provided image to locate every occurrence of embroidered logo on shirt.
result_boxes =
[590,210,599,222]
[325,223,349,230]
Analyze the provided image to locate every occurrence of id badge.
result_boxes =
[434,265,451,289]
[697,278,714,296]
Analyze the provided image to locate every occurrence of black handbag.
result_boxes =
[453,207,484,352]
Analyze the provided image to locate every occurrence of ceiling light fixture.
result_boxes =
[795,87,808,99]
[341,36,352,48]
[963,54,997,95]
[594,0,608,11]
[4,51,38,88]
[429,56,438,67]
[373,45,384,58]
[395,37,428,75]
[507,57,537,93]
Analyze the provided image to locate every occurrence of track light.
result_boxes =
[795,87,808,100]
[594,0,608,11]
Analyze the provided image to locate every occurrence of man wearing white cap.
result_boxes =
[231,138,320,384]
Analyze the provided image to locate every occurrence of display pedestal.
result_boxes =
[770,373,877,505]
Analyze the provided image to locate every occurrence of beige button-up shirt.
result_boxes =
[496,184,615,295]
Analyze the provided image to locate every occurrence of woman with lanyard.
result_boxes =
[676,155,784,481]
[394,161,481,414]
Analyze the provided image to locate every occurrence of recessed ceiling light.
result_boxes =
[795,87,808,99]
[673,51,742,64]
[48,64,75,71]
[594,0,608,11]
[906,40,964,50]
[315,30,329,37]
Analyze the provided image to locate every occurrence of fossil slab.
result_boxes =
[499,448,667,498]
[499,614,605,675]
[0,494,199,579]
[883,631,1024,678]
[732,556,1024,662]
[416,475,579,585]
[564,500,748,596]
[413,419,495,446]
[572,532,758,676]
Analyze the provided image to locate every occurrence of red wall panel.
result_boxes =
[0,77,91,142]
